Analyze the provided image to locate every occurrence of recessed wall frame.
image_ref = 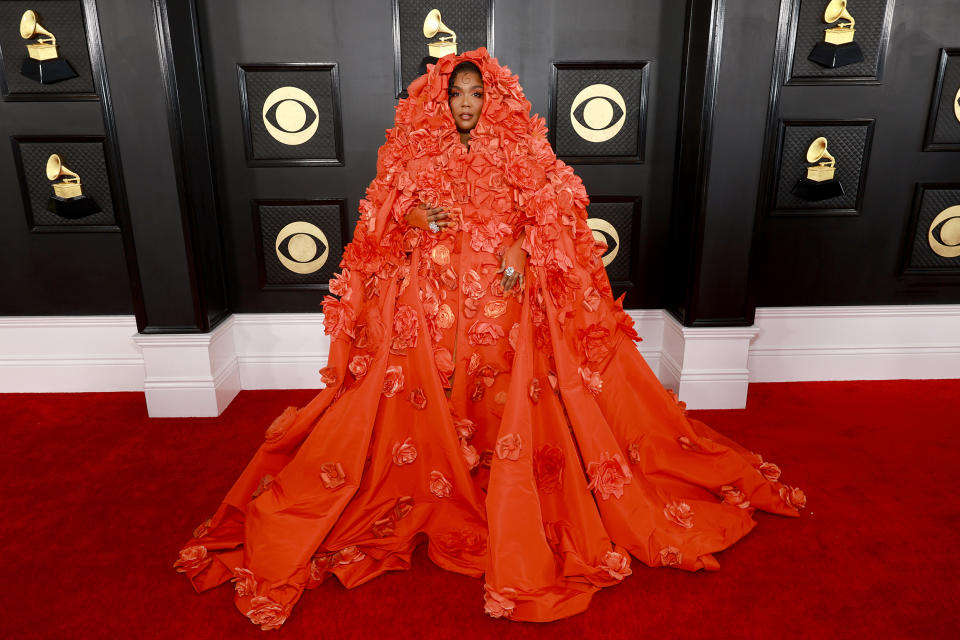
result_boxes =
[923,48,960,152]
[391,0,494,98]
[761,119,875,217]
[900,183,960,276]
[252,198,349,291]
[585,195,642,291]
[548,61,650,164]
[0,0,102,101]
[780,0,896,86]
[11,134,121,232]
[237,63,344,167]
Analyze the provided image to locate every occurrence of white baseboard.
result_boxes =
[0,316,144,392]
[232,313,330,390]
[662,315,758,409]
[750,305,960,382]
[2,305,958,414]
[131,316,241,417]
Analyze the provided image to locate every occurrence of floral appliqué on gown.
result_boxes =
[173,48,805,629]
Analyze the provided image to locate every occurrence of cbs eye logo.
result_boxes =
[928,205,960,259]
[570,84,627,143]
[275,221,330,274]
[262,86,319,145]
[587,218,621,267]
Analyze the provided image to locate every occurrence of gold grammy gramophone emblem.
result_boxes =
[47,153,83,198]
[805,137,836,182]
[423,9,457,58]
[20,9,59,60]
[928,206,960,259]
[20,9,58,60]
[44,153,101,218]
[809,0,864,69]
[823,0,856,45]
[19,9,78,83]
[792,136,845,202]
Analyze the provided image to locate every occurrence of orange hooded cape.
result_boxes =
[174,48,802,629]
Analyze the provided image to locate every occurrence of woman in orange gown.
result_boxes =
[174,48,805,630]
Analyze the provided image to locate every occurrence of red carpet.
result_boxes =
[1,380,957,639]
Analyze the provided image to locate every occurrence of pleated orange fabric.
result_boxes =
[173,48,805,630]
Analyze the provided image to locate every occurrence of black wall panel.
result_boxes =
[0,0,134,316]
[3,0,959,331]
[0,0,96,98]
[199,0,684,313]
[752,0,960,307]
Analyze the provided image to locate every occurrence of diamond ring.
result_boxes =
[504,266,515,277]
[429,221,440,233]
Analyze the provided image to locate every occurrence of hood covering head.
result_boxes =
[380,48,551,167]
[336,46,639,368]
[351,48,602,277]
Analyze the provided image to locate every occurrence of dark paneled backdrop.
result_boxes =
[198,0,684,313]
[0,0,135,316]
[752,0,960,307]
[2,0,958,330]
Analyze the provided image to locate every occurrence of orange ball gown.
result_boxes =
[173,48,805,630]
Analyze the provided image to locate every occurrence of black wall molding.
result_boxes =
[923,48,960,152]
[152,0,230,333]
[667,0,726,326]
[83,0,146,329]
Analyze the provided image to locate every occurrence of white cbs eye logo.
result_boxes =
[262,86,319,145]
[587,218,621,267]
[275,221,330,274]
[570,84,627,143]
[928,205,960,259]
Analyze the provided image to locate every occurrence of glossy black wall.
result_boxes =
[0,0,138,317]
[750,0,960,308]
[2,0,958,334]
[197,0,685,313]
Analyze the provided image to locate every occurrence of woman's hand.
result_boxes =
[497,235,527,292]
[405,203,450,233]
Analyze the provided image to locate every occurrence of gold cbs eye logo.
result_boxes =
[570,84,627,143]
[262,86,319,145]
[587,218,621,267]
[928,205,960,259]
[275,221,329,274]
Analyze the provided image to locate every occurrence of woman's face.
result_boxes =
[448,71,484,133]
